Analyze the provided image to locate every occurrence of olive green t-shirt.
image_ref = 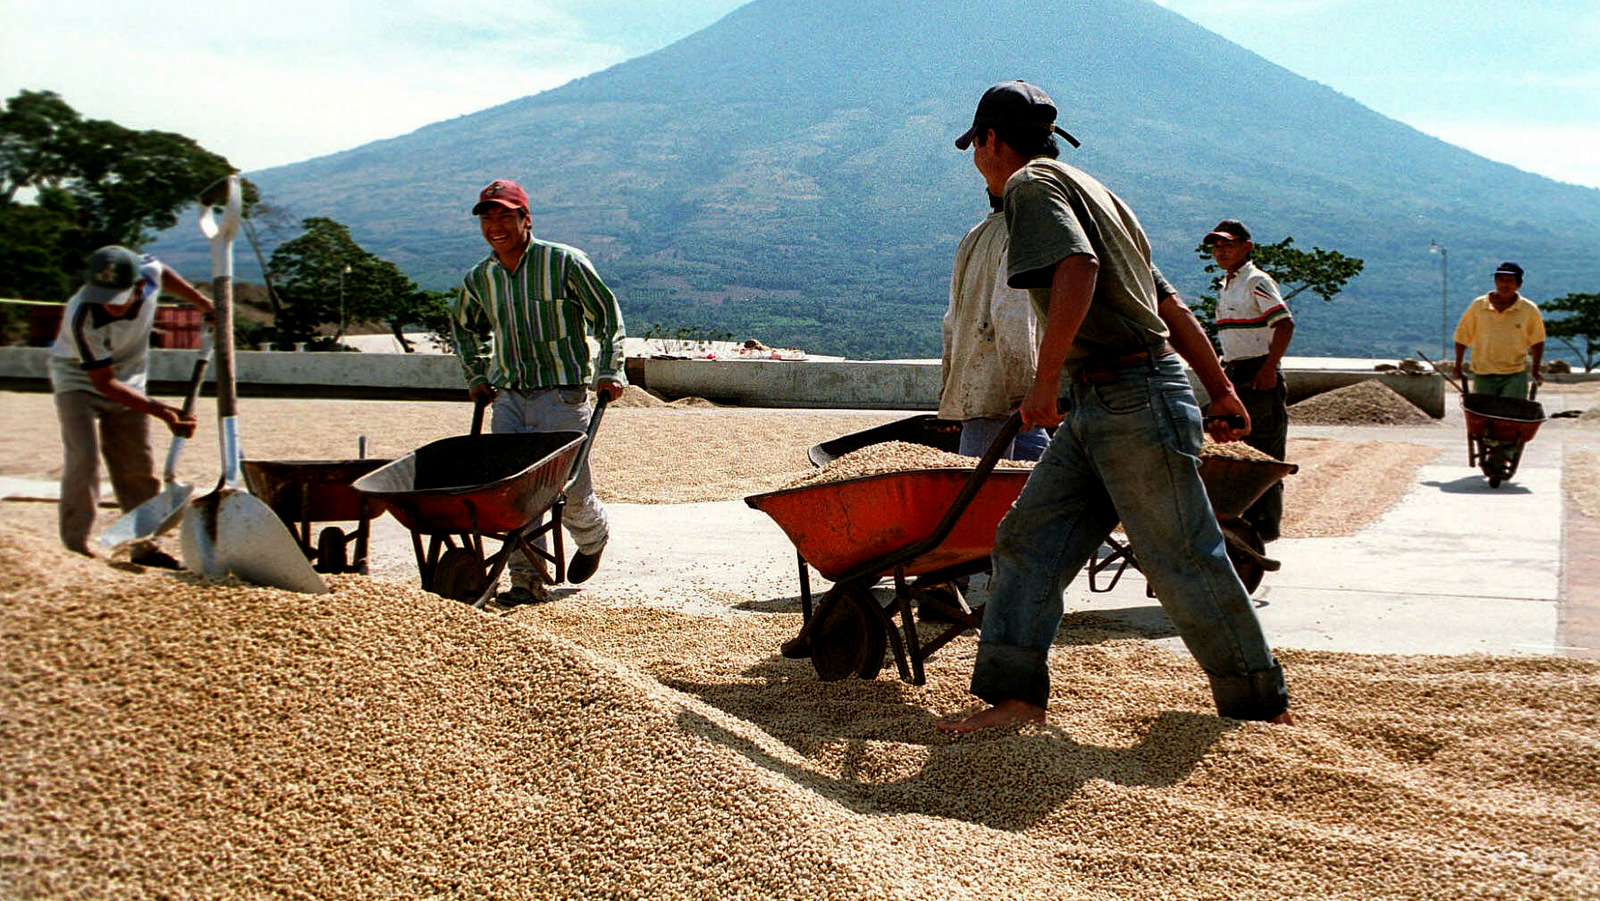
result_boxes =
[1002,157,1173,374]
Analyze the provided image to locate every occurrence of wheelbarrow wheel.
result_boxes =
[810,583,887,682]
[1479,439,1519,488]
[316,526,348,574]
[432,546,487,603]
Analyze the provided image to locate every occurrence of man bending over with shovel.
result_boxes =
[49,245,215,567]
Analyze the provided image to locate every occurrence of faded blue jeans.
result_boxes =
[960,416,1050,462]
[492,387,607,589]
[971,354,1288,720]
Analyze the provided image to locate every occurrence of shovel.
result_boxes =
[179,174,327,594]
[97,327,215,552]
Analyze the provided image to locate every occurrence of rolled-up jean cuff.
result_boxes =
[971,641,1052,710]
[1206,663,1289,721]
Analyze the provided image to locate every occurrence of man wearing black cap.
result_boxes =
[1452,262,1545,399]
[938,81,1290,732]
[1205,219,1293,542]
[48,245,215,566]
[450,179,627,604]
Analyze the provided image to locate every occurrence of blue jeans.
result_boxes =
[491,387,607,587]
[971,354,1288,720]
[959,417,1050,462]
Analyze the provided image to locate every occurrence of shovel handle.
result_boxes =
[177,328,216,420]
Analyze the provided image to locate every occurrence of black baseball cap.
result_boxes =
[1203,220,1252,244]
[955,80,1081,151]
[1494,261,1524,280]
[80,246,144,305]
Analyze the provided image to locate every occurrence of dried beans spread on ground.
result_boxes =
[2,525,1597,900]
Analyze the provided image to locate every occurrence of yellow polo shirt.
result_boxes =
[1454,294,1545,375]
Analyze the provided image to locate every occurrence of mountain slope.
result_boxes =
[153,0,1600,360]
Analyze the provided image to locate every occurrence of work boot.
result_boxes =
[567,544,604,584]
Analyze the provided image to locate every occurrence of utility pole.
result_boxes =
[337,264,352,340]
[1429,240,1448,358]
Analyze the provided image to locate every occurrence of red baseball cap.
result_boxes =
[472,179,529,215]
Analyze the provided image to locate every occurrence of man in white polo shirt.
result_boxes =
[49,245,215,566]
[1206,219,1294,542]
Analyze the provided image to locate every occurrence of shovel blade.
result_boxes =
[99,482,196,551]
[180,489,328,594]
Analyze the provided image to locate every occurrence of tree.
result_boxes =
[1190,236,1365,331]
[0,89,250,302]
[267,217,440,350]
[407,289,459,353]
[1543,291,1600,372]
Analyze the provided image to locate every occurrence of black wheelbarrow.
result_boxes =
[1088,452,1298,595]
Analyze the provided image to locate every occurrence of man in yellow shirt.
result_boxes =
[1453,261,1545,398]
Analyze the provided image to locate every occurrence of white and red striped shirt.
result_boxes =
[1215,260,1290,361]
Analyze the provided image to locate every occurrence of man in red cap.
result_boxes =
[450,179,627,604]
[938,81,1291,731]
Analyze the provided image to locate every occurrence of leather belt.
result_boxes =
[1073,342,1175,386]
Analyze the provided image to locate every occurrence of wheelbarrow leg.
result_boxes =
[352,496,372,574]
[892,567,923,685]
[1089,533,1138,593]
[797,551,814,623]
[508,516,559,584]
[474,517,557,610]
[297,482,314,559]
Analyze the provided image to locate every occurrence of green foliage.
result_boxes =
[1190,237,1365,331]
[407,289,458,353]
[267,216,435,349]
[1542,291,1600,372]
[0,89,248,306]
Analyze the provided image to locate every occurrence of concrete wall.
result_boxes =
[630,356,1448,418]
[0,346,470,400]
[1,345,1449,415]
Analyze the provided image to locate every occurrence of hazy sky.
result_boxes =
[3,0,1596,187]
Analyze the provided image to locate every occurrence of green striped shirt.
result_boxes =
[452,239,627,391]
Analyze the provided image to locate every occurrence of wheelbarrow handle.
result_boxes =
[1415,349,1469,397]
[471,394,489,435]
[562,392,609,494]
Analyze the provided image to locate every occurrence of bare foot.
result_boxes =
[935,699,1047,734]
[1269,710,1295,725]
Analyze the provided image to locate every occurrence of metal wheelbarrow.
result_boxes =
[1463,392,1544,488]
[1089,453,1299,595]
[746,415,1028,685]
[352,397,605,608]
[1417,350,1545,488]
[242,443,390,574]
